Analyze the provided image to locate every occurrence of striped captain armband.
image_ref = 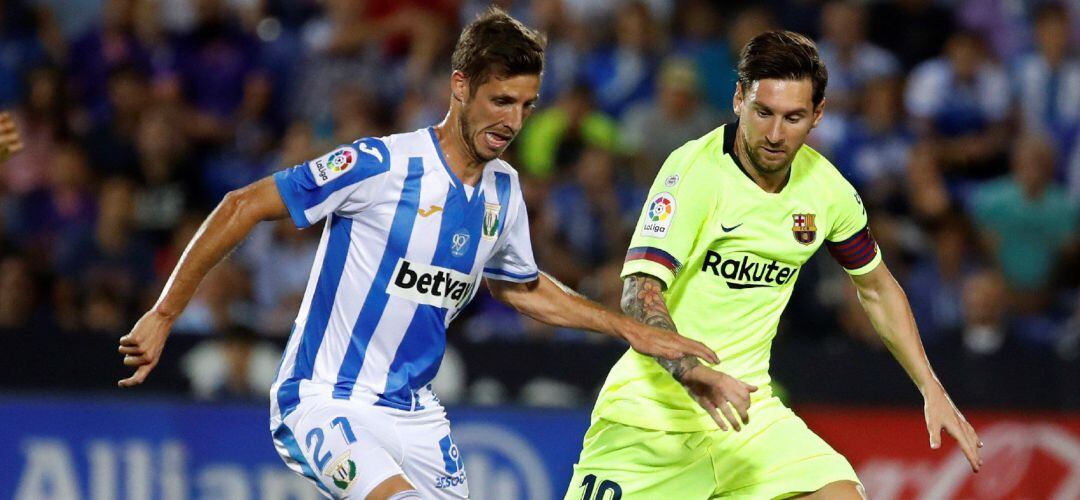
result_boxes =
[625,246,682,275]
[826,226,878,270]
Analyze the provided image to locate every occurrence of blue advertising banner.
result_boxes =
[0,396,590,500]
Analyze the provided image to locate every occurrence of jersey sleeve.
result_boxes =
[621,146,713,289]
[824,181,881,275]
[483,192,539,283]
[273,137,391,228]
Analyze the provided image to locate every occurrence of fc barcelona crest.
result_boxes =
[792,213,817,245]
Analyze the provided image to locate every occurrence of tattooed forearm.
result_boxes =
[621,273,700,381]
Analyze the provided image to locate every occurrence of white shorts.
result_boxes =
[271,395,469,499]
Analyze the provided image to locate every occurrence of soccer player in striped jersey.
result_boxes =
[564,31,983,500]
[116,9,719,500]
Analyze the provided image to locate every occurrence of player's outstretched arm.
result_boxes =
[0,111,24,162]
[850,262,984,472]
[118,176,290,387]
[486,272,720,364]
[620,273,758,431]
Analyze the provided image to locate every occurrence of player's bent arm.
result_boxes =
[620,273,700,380]
[850,261,983,471]
[118,176,290,387]
[619,272,759,431]
[486,272,719,363]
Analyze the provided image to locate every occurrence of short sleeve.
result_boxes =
[620,146,713,289]
[824,183,881,275]
[273,137,390,228]
[483,194,539,283]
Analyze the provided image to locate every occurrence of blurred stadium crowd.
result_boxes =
[0,0,1078,404]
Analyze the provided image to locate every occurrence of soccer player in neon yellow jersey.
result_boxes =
[564,31,984,500]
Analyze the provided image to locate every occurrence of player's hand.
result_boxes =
[117,310,175,388]
[623,324,720,365]
[679,365,758,432]
[0,111,23,162]
[924,384,983,472]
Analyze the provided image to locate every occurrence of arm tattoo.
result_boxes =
[621,273,700,381]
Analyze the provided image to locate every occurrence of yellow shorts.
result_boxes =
[563,397,859,499]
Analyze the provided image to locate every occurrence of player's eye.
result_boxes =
[786,115,802,124]
[757,110,771,118]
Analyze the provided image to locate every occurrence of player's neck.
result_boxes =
[733,131,790,193]
[433,118,485,187]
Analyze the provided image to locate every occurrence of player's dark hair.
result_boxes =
[737,30,828,108]
[451,7,546,94]
[1033,2,1068,23]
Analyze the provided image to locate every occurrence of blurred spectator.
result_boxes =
[905,31,1011,218]
[173,258,254,335]
[160,0,268,144]
[815,1,899,115]
[7,141,96,257]
[529,0,586,104]
[968,136,1078,313]
[958,0,1035,62]
[868,0,956,70]
[906,31,1011,144]
[0,2,50,107]
[1012,2,1080,186]
[670,0,732,113]
[132,105,199,241]
[516,82,617,179]
[181,324,280,400]
[905,215,980,344]
[961,269,1010,355]
[81,63,148,178]
[538,146,642,281]
[67,0,152,123]
[620,57,720,181]
[580,1,661,117]
[827,77,913,213]
[237,219,321,336]
[3,65,68,195]
[0,251,50,330]
[54,177,154,333]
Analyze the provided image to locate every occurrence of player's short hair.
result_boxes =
[451,7,546,94]
[737,30,828,108]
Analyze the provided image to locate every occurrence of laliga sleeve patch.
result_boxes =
[309,146,357,186]
[641,192,676,238]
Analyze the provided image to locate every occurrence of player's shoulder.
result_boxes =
[487,157,521,178]
[660,124,727,177]
[795,143,861,200]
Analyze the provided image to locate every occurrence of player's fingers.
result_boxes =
[698,397,727,431]
[729,392,750,424]
[119,334,139,346]
[118,345,144,355]
[945,421,980,472]
[118,365,152,387]
[123,354,150,366]
[718,401,741,432]
[682,338,719,364]
[928,423,942,449]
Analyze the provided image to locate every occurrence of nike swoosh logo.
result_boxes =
[418,205,443,217]
[721,223,743,232]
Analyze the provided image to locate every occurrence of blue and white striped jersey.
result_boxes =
[269,127,537,428]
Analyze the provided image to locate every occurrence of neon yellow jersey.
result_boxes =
[600,122,882,432]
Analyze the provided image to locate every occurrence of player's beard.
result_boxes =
[457,104,502,163]
[739,131,791,176]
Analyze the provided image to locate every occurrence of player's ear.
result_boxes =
[733,82,744,114]
[451,70,468,103]
[810,98,826,129]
